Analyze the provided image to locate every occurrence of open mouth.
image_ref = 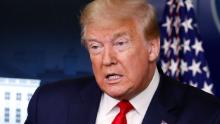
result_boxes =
[105,73,123,81]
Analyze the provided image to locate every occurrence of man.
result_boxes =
[25,0,220,124]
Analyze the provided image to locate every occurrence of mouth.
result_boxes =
[104,73,123,84]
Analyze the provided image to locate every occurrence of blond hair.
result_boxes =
[80,0,160,43]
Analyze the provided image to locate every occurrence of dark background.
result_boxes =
[0,0,220,96]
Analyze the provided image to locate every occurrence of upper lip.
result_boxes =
[105,73,123,78]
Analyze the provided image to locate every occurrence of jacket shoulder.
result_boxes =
[171,76,219,105]
[25,76,97,124]
[160,75,220,122]
[38,76,96,95]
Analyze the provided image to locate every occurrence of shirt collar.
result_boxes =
[101,68,160,116]
[130,68,160,116]
[100,93,119,115]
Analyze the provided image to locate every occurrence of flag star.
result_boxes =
[180,60,188,75]
[162,17,172,35]
[189,60,202,76]
[202,82,214,94]
[161,60,169,73]
[167,0,174,6]
[177,0,184,11]
[185,0,194,11]
[192,38,204,55]
[162,38,171,54]
[203,66,210,78]
[189,81,198,88]
[167,0,175,13]
[183,39,191,53]
[179,0,185,7]
[161,120,168,124]
[169,59,179,76]
[181,18,193,33]
[171,37,180,55]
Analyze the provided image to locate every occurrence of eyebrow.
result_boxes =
[83,39,101,49]
[83,32,129,44]
[82,36,101,45]
[112,32,129,41]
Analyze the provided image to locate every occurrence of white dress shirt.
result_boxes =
[96,68,160,124]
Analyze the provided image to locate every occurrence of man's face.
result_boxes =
[84,19,159,100]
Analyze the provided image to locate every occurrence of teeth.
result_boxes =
[107,75,121,80]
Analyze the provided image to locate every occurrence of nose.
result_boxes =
[102,46,117,66]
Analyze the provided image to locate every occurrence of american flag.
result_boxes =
[159,0,215,94]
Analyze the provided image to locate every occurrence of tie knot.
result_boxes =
[112,101,133,124]
[117,100,133,114]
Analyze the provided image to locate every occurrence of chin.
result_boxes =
[105,89,122,99]
[99,82,131,100]
[106,90,130,100]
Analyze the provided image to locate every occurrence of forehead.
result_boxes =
[83,19,139,41]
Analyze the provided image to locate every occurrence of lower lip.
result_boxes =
[104,76,123,84]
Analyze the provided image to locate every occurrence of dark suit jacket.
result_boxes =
[25,75,220,124]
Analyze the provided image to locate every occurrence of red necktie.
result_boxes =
[112,100,133,124]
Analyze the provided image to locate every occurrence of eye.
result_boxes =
[115,38,128,46]
[114,38,130,51]
[87,42,103,55]
[90,45,99,49]
[116,41,126,46]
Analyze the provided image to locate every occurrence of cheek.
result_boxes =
[90,56,102,76]
[120,50,149,81]
[90,55,110,89]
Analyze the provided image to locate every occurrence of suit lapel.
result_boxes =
[142,75,186,124]
[67,78,102,124]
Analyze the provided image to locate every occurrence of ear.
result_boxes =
[147,37,160,62]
